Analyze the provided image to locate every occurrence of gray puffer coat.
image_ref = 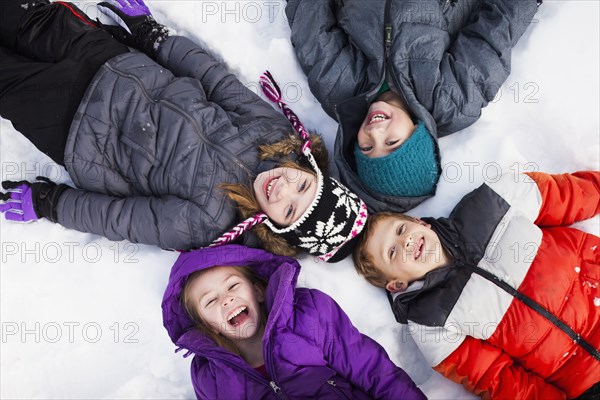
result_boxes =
[56,36,293,250]
[287,0,539,212]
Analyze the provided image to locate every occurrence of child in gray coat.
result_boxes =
[286,0,541,211]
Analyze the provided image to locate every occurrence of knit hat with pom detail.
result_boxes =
[354,121,439,197]
[210,71,368,263]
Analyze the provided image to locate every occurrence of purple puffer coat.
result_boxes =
[162,245,425,399]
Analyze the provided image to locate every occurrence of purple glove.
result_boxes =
[97,0,169,58]
[0,177,70,223]
[0,184,38,222]
[98,0,151,31]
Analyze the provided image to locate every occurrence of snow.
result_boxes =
[1,0,599,398]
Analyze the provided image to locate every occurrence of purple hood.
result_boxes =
[162,245,298,347]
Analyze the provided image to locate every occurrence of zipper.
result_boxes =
[461,262,600,361]
[104,62,253,178]
[382,0,411,113]
[384,0,393,58]
[266,336,288,399]
[327,379,352,399]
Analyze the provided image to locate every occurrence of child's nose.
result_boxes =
[270,180,285,201]
[222,296,234,307]
[365,123,384,137]
[278,180,295,200]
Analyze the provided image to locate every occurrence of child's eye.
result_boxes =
[386,140,399,146]
[396,224,405,235]
[389,245,397,260]
[286,205,293,219]
[228,282,239,290]
[205,298,216,307]
[299,180,306,192]
[360,146,373,152]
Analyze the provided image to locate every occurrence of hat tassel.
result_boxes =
[210,213,268,247]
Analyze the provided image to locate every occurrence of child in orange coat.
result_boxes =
[354,171,600,399]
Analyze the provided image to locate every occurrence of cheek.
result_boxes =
[262,205,278,222]
[357,128,367,146]
[252,178,261,197]
[255,193,272,215]
[198,309,220,331]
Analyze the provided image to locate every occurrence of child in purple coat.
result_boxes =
[162,245,425,399]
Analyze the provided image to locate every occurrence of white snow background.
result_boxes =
[1,0,599,398]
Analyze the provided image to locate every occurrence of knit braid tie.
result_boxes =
[210,213,268,247]
[260,71,312,156]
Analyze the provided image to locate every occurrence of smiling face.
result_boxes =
[186,266,266,343]
[365,216,450,293]
[253,166,318,226]
[357,96,416,158]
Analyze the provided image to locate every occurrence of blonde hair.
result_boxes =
[353,212,418,288]
[181,265,268,355]
[221,133,329,257]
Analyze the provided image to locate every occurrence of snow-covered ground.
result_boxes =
[1,1,598,398]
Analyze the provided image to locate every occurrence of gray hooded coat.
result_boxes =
[286,0,539,212]
[56,36,293,250]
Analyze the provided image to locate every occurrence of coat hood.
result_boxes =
[161,245,300,349]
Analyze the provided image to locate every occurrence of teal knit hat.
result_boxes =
[354,121,439,197]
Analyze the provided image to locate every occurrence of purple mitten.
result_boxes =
[98,0,151,33]
[0,184,39,222]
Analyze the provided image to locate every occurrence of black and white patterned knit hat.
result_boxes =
[211,71,368,262]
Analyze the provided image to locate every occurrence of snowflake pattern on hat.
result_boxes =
[299,213,347,255]
[333,182,360,219]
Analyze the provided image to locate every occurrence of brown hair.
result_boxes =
[181,265,268,355]
[353,212,418,288]
[220,133,329,257]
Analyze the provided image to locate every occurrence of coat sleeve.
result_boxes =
[155,35,288,123]
[286,0,370,119]
[309,290,425,400]
[434,336,566,399]
[426,0,539,135]
[55,187,217,250]
[526,171,600,227]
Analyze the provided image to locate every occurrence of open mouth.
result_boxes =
[263,176,280,201]
[414,237,425,260]
[367,111,390,125]
[227,306,250,327]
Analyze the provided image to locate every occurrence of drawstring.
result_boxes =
[174,347,193,358]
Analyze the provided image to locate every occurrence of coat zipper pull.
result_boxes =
[327,380,336,386]
[384,24,392,58]
[270,381,281,393]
